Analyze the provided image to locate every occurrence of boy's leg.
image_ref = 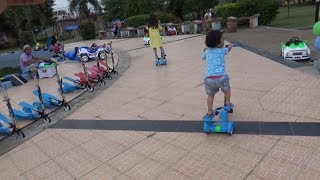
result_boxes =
[207,95,215,115]
[204,77,219,116]
[153,48,159,59]
[221,75,232,106]
[224,89,231,105]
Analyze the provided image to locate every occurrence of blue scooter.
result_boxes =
[32,63,71,111]
[203,103,234,135]
[1,83,25,137]
[13,73,51,123]
[155,54,167,66]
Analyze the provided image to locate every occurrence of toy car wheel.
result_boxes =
[205,131,210,135]
[88,85,94,92]
[43,115,51,123]
[64,104,71,111]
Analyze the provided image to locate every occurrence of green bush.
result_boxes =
[238,0,280,25]
[59,34,75,41]
[215,3,243,26]
[125,14,149,28]
[216,0,280,26]
[154,12,180,24]
[125,12,180,28]
[20,31,35,46]
[80,22,96,40]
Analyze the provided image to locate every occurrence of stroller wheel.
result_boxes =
[100,80,106,86]
[107,75,113,80]
[88,85,94,92]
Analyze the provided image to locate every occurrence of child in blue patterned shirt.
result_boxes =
[202,30,233,118]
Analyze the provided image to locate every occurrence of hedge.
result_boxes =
[80,22,96,40]
[125,12,180,28]
[216,0,280,26]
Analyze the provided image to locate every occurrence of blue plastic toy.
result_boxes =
[13,102,43,120]
[32,90,61,108]
[155,54,167,66]
[0,112,13,134]
[203,104,234,135]
[62,76,88,91]
[155,58,167,66]
[1,83,25,137]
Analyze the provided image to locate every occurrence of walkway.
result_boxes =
[0,35,320,179]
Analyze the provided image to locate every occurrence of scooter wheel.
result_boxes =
[228,109,233,113]
[229,127,233,136]
[100,80,106,86]
[205,131,210,135]
[17,130,25,138]
[88,85,94,92]
[107,75,113,80]
[43,115,51,123]
[64,104,71,111]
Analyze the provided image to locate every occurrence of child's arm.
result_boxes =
[225,43,233,52]
[202,49,206,60]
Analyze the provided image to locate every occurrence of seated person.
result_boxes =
[20,44,48,72]
[35,40,45,51]
[167,26,177,36]
[51,36,64,53]
[285,37,302,46]
[91,43,98,51]
[144,28,150,37]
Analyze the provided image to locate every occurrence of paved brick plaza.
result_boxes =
[0,34,320,179]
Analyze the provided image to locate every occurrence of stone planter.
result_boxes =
[106,29,114,38]
[181,21,192,34]
[193,20,203,34]
[212,18,222,31]
[98,30,106,39]
[120,28,129,38]
[137,25,146,37]
[227,17,238,33]
[127,27,137,38]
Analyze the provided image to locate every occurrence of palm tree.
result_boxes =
[69,0,101,23]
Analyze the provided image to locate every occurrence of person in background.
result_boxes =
[19,44,47,72]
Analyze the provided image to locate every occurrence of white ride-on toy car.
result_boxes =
[281,37,311,61]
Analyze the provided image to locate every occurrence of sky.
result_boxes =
[53,0,70,11]
[53,0,102,11]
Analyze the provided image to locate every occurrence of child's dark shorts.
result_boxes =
[204,74,230,96]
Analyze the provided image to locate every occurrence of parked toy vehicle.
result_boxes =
[76,43,110,62]
[281,37,311,61]
[143,36,162,45]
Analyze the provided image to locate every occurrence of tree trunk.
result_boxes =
[287,0,290,17]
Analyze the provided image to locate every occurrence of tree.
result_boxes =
[124,0,154,17]
[101,0,126,21]
[285,0,293,17]
[184,0,219,19]
[167,0,185,20]
[69,0,101,20]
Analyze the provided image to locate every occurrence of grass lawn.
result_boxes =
[269,5,315,29]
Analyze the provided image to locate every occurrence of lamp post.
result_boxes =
[316,0,320,23]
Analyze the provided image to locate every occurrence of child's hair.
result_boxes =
[148,14,159,29]
[205,30,223,48]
